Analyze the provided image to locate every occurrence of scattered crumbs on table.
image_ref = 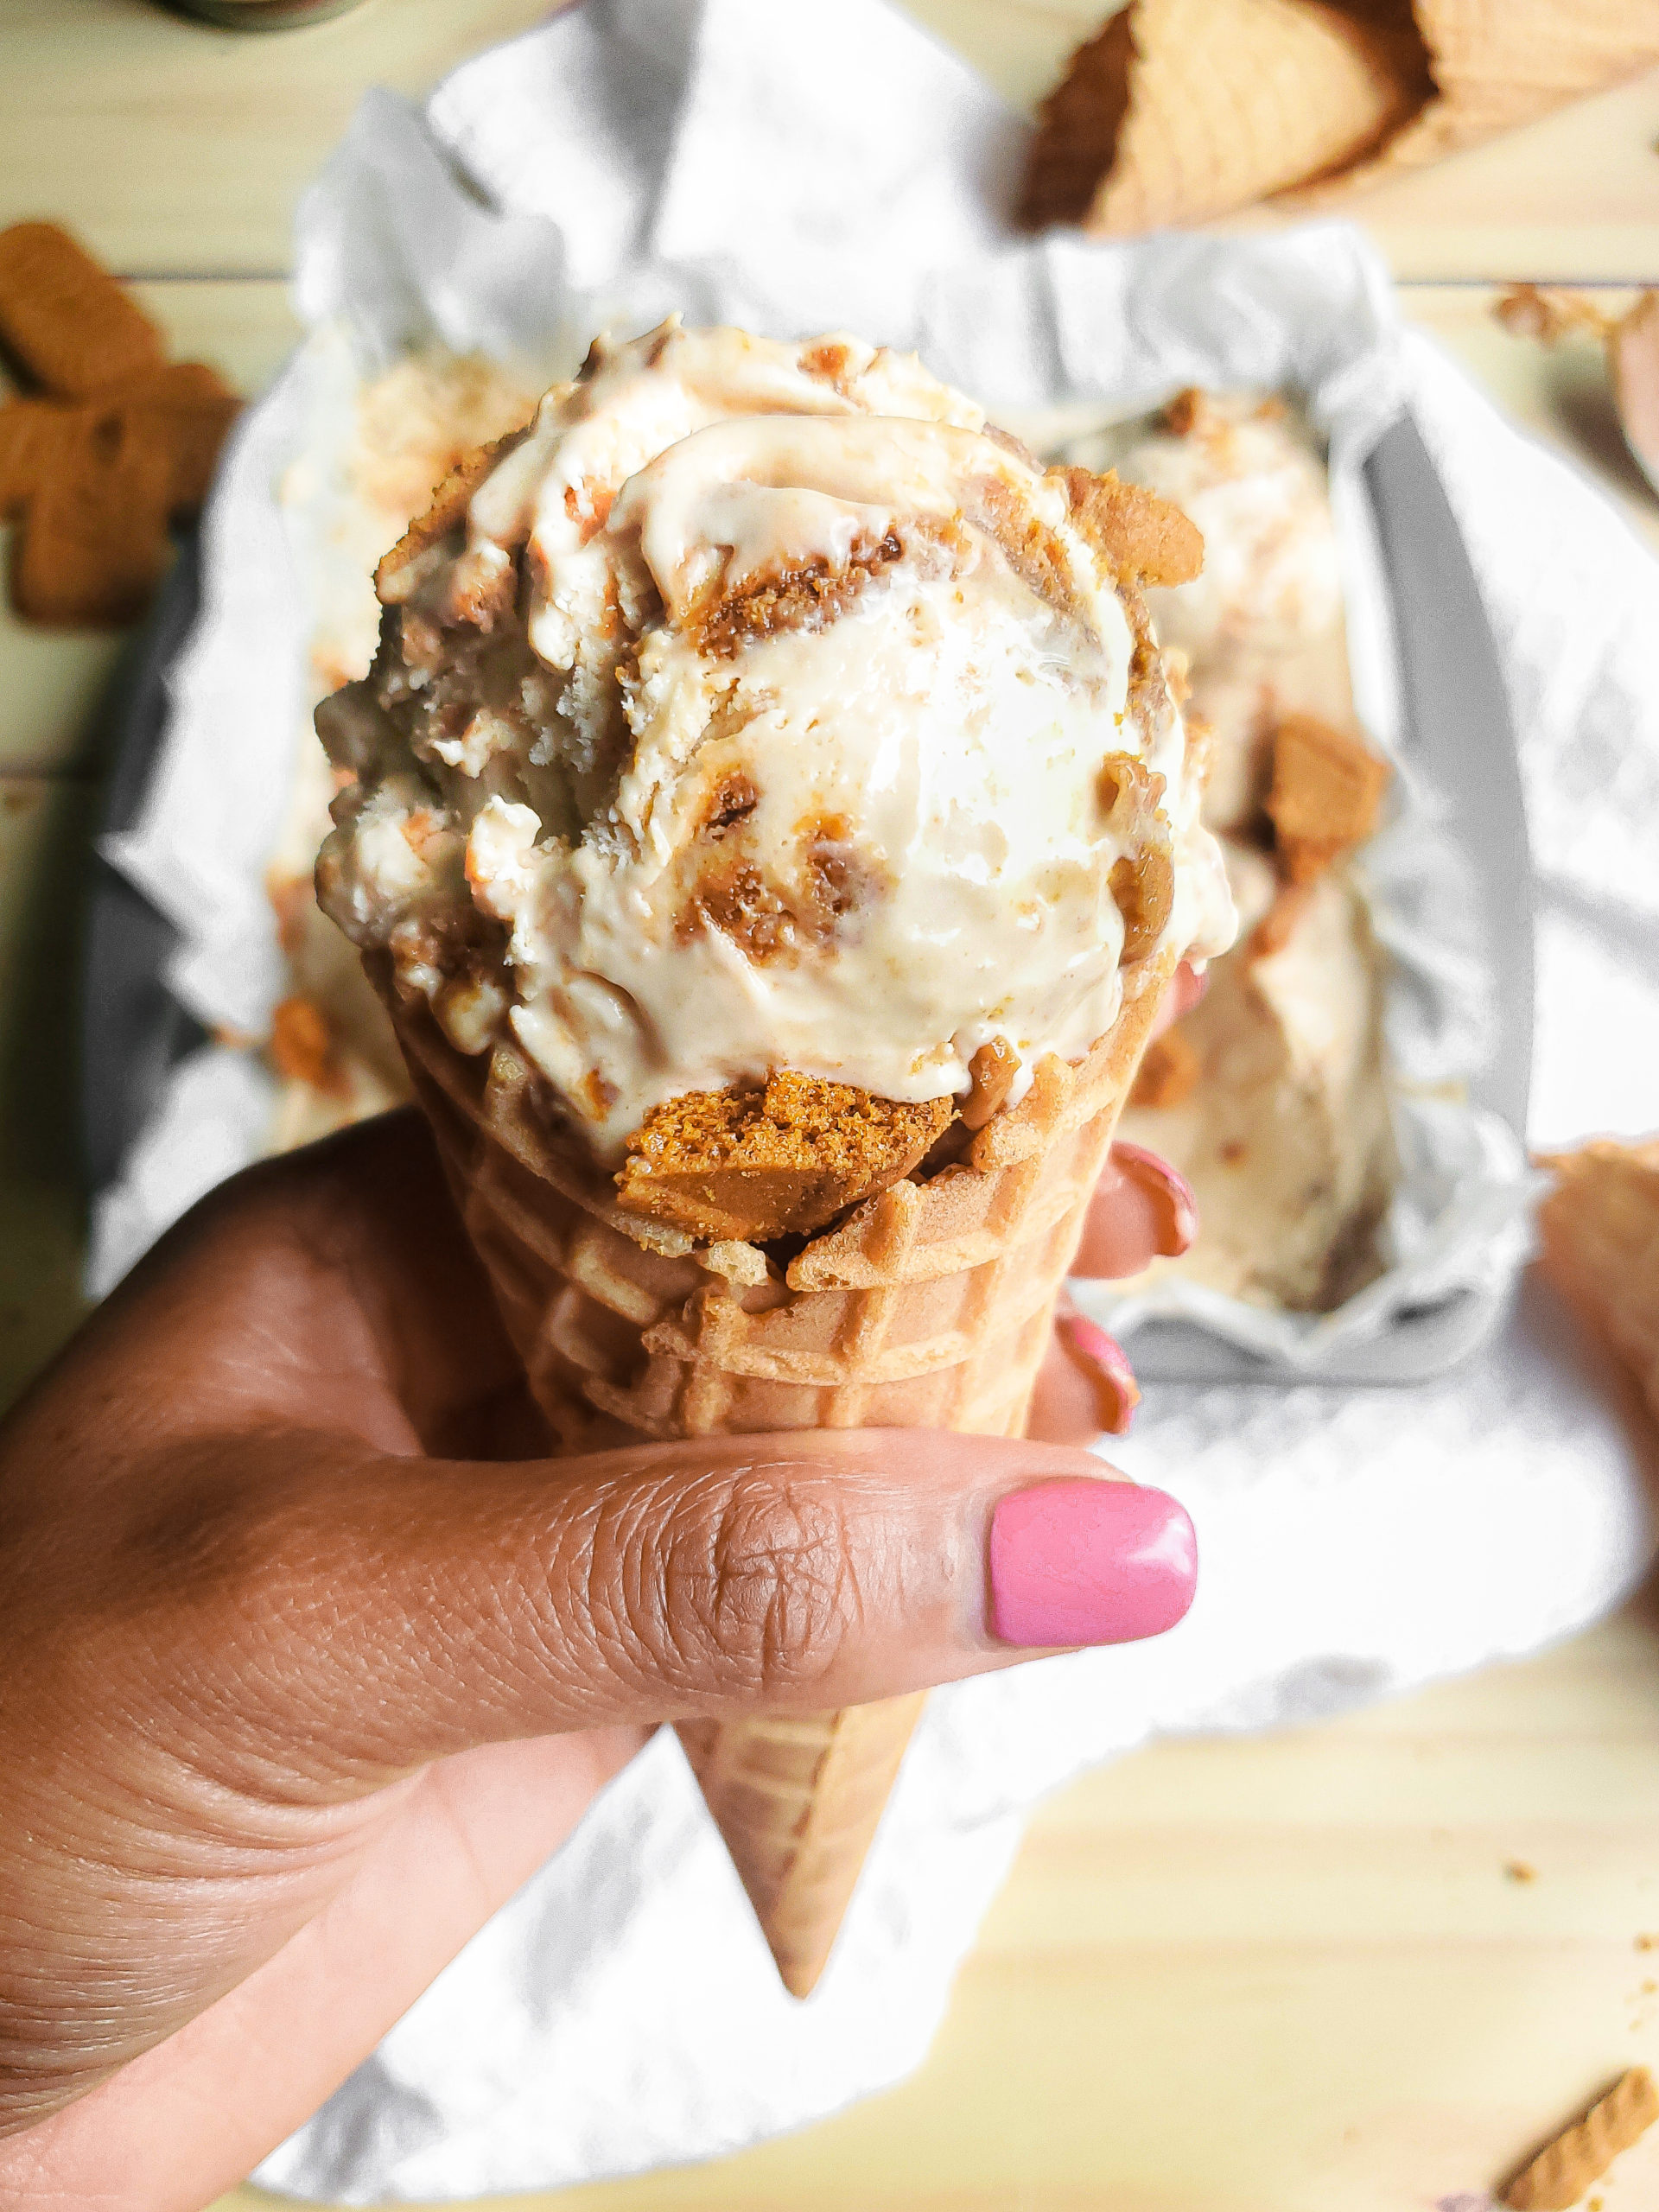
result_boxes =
[1505,1859,1539,1884]
[1637,1932,1657,1950]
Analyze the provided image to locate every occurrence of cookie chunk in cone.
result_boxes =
[1299,0,1659,204]
[317,321,1232,1992]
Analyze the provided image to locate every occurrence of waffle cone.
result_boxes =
[1020,0,1425,235]
[1294,0,1659,203]
[368,944,1177,1991]
[1537,1136,1659,1427]
[1023,0,1659,236]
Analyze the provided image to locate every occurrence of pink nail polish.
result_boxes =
[1058,1313,1141,1435]
[1111,1143,1198,1256]
[988,1478,1196,1648]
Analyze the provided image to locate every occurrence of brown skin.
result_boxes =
[0,983,1193,2209]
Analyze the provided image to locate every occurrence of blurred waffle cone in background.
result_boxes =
[1022,0,1659,236]
[1020,0,1425,234]
[1297,0,1659,201]
[369,944,1179,1993]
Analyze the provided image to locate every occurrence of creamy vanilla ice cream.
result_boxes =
[316,321,1231,1166]
[1119,390,1341,668]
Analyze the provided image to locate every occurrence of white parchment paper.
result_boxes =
[78,0,1659,2196]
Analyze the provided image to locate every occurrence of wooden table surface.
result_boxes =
[2,5,1657,2207]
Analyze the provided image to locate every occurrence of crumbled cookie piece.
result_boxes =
[1503,2066,1659,2209]
[693,531,904,659]
[615,1071,956,1243]
[375,428,531,602]
[1266,711,1389,882]
[963,1038,1020,1130]
[1110,846,1175,962]
[1060,465,1204,588]
[270,995,342,1093]
[1130,1022,1201,1109]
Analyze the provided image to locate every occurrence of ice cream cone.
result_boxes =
[1294,0,1659,202]
[369,942,1178,1989]
[1022,0,1659,236]
[317,322,1230,1994]
[1537,1137,1659,1425]
[1020,0,1426,235]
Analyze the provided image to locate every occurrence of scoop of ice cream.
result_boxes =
[1118,862,1394,1311]
[316,320,1231,1165]
[1118,388,1341,667]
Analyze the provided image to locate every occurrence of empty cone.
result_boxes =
[1294,0,1659,200]
[370,942,1178,1991]
[1020,0,1425,235]
[1537,1137,1659,1423]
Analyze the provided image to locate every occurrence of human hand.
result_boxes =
[0,1108,1196,2210]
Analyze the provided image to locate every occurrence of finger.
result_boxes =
[1027,1302,1140,1445]
[0,1727,646,2212]
[1071,1142,1197,1279]
[121,1427,1196,1788]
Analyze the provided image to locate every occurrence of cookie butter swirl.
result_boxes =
[316,321,1233,1161]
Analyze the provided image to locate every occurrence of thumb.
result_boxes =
[175,1427,1196,1786]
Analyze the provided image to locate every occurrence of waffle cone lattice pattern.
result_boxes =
[677,1695,928,1998]
[371,948,1174,1989]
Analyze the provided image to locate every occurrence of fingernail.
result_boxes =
[988,1478,1196,1648]
[1111,1143,1198,1256]
[1058,1313,1141,1435]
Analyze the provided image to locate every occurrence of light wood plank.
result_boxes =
[204,1598,1659,2212]
[0,0,559,276]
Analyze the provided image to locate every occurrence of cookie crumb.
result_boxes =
[1266,712,1389,884]
[616,1071,954,1243]
[1504,1859,1538,1885]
